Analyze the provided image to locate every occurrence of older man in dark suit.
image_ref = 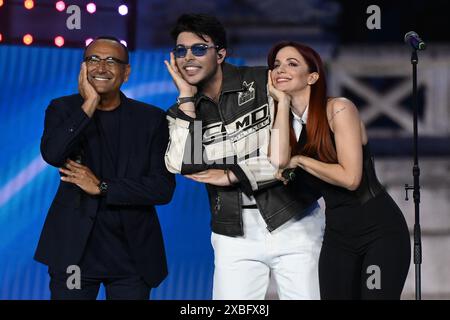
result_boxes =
[35,36,175,300]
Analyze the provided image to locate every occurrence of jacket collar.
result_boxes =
[196,63,244,104]
[117,91,132,177]
[221,63,245,93]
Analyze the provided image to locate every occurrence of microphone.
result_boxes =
[281,168,296,182]
[404,31,426,50]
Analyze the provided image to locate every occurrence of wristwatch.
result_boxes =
[98,181,108,196]
[176,96,196,106]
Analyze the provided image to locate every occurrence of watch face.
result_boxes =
[100,182,108,193]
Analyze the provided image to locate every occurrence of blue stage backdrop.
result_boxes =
[0,45,243,299]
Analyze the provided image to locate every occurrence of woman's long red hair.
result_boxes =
[267,41,337,163]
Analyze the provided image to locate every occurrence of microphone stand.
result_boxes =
[404,48,422,300]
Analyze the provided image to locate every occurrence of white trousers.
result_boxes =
[211,203,325,300]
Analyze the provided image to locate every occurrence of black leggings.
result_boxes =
[319,194,411,300]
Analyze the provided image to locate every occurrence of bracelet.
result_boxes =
[225,168,234,185]
[177,96,196,106]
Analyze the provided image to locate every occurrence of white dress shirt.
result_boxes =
[292,106,309,142]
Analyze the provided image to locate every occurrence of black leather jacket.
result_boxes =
[165,63,319,236]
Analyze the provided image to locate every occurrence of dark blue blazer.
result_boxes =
[35,92,175,288]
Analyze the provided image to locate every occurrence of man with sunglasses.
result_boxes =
[165,14,324,300]
[35,36,175,299]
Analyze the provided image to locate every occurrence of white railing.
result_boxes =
[328,46,450,137]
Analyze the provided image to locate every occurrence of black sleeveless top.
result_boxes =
[296,143,385,209]
[292,121,385,210]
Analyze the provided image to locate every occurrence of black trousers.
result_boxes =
[319,233,411,299]
[49,271,151,300]
[319,193,411,300]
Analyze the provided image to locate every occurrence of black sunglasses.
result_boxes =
[172,43,219,58]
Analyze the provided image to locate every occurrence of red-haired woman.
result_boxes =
[267,41,411,299]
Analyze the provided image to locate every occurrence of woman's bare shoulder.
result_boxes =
[326,97,359,121]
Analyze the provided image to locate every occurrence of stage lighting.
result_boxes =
[85,38,94,46]
[0,0,4,8]
[120,40,127,47]
[0,33,3,42]
[23,34,33,45]
[24,0,34,10]
[118,5,128,16]
[86,2,96,14]
[55,1,65,12]
[54,36,64,47]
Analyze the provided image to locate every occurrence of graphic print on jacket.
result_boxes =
[202,103,270,166]
[165,64,278,192]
